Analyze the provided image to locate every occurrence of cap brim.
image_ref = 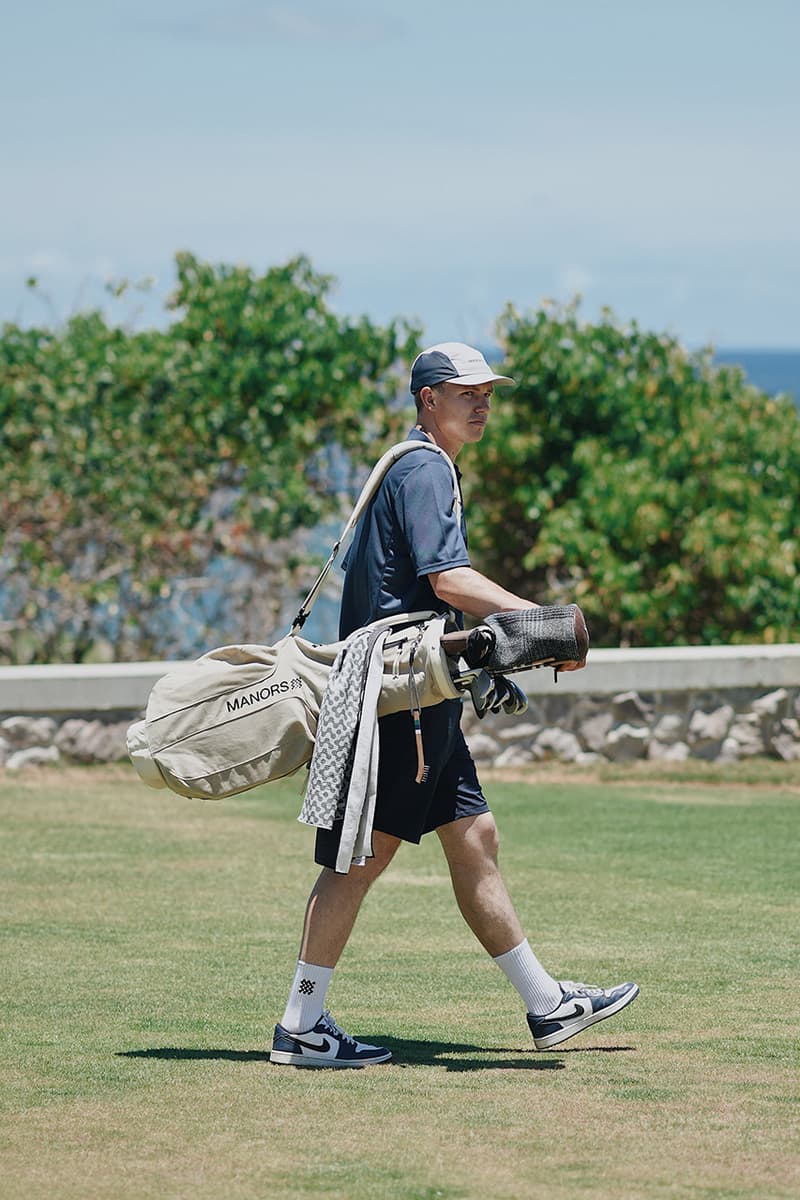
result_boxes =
[448,372,515,386]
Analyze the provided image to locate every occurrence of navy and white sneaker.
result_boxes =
[527,980,640,1050]
[270,1010,392,1068]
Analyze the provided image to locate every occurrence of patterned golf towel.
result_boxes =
[299,625,390,871]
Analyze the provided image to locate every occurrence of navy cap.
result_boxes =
[410,342,514,394]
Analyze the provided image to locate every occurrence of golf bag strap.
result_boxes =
[290,440,461,634]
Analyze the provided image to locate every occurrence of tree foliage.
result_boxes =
[4,260,798,664]
[467,302,800,646]
[0,253,417,663]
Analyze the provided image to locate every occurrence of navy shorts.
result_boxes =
[314,699,489,868]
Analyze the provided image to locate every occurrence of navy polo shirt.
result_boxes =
[339,429,470,638]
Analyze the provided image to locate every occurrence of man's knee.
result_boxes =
[439,811,501,869]
[471,812,501,862]
[349,829,401,887]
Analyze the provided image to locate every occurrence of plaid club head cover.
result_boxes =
[480,604,589,674]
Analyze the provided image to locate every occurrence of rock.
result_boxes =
[496,722,542,744]
[726,715,765,758]
[717,736,741,764]
[0,716,57,749]
[647,740,690,762]
[688,705,734,758]
[751,689,789,718]
[612,691,653,724]
[54,719,85,756]
[494,744,536,768]
[97,723,132,762]
[571,697,608,723]
[577,711,614,752]
[604,723,649,760]
[460,709,482,738]
[514,698,544,726]
[0,736,9,766]
[55,719,130,763]
[467,733,501,763]
[534,728,582,762]
[575,751,603,766]
[5,745,61,771]
[772,737,800,762]
[688,704,734,741]
[771,718,800,761]
[651,713,685,745]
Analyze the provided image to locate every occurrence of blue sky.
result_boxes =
[3,0,798,347]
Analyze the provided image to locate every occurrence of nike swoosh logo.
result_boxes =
[555,1001,591,1020]
[293,1035,334,1054]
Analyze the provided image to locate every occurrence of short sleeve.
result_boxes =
[392,461,470,578]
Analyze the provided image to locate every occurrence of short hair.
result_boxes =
[412,381,445,413]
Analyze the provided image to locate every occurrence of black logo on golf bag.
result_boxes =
[225,677,303,713]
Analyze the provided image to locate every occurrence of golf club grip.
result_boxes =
[439,629,471,657]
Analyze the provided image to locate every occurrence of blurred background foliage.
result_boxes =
[1,254,798,663]
[0,253,416,663]
[469,301,800,646]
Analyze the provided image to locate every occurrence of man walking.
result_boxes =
[270,343,638,1067]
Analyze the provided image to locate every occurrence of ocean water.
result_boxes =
[484,344,800,407]
[711,349,800,406]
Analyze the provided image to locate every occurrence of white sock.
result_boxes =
[280,961,334,1033]
[493,939,563,1016]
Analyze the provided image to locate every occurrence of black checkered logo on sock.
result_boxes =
[298,979,315,996]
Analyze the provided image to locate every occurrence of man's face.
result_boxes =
[431,380,494,447]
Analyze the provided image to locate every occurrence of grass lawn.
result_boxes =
[1,760,798,1199]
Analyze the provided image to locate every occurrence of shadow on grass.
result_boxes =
[376,1037,636,1069]
[118,1048,270,1062]
[376,1037,565,1071]
[556,1045,638,1053]
[116,1038,636,1070]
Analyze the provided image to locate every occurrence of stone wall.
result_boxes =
[0,713,134,772]
[2,683,800,773]
[1,646,799,772]
[461,686,800,766]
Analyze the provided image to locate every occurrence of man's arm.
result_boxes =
[426,565,537,620]
[427,566,586,671]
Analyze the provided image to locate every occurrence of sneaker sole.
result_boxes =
[269,1049,392,1068]
[533,984,640,1050]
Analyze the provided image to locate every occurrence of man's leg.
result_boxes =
[299,829,401,967]
[436,811,562,1012]
[270,830,401,1067]
[435,811,524,955]
[436,812,639,1048]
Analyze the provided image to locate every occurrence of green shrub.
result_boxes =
[0,253,417,662]
[468,302,800,646]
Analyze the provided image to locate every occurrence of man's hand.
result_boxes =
[557,606,589,670]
